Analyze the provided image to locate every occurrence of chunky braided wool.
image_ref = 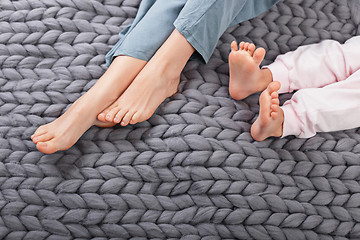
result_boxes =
[1,0,360,239]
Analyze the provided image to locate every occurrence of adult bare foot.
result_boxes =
[31,56,146,154]
[98,62,180,126]
[251,81,284,141]
[228,41,272,100]
[31,95,115,154]
[97,29,195,126]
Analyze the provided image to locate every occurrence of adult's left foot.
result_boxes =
[98,58,180,126]
[251,81,284,141]
[97,29,195,126]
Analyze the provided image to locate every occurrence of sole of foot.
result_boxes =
[228,41,269,100]
[251,81,284,141]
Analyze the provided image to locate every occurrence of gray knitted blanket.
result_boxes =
[1,0,360,239]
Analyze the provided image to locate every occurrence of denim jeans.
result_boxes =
[105,0,279,66]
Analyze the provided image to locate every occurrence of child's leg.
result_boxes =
[282,69,360,138]
[266,36,360,94]
[229,37,360,100]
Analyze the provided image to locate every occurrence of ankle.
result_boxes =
[145,55,181,87]
[153,30,194,74]
[257,69,273,91]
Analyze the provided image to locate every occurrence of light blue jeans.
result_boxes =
[105,0,279,66]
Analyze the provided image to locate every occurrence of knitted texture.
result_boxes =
[1,0,360,239]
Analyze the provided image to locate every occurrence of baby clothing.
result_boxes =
[105,0,279,66]
[265,36,360,138]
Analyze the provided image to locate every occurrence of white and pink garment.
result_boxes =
[264,36,360,138]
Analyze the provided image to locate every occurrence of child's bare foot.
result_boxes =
[229,41,272,100]
[31,56,146,154]
[251,81,284,141]
[97,29,194,126]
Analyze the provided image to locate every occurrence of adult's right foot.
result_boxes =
[228,41,272,100]
[97,29,195,126]
[251,81,284,141]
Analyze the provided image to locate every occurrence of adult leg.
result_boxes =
[31,56,147,154]
[105,0,157,66]
[99,0,279,126]
[31,0,186,154]
[174,0,279,63]
[105,0,188,64]
[98,0,189,122]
